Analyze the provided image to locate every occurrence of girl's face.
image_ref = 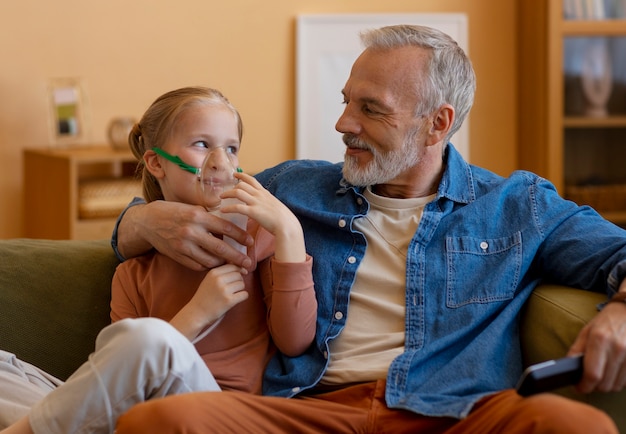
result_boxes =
[152,103,240,206]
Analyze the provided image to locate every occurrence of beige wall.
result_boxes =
[0,0,517,238]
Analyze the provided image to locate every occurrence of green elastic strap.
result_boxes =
[152,147,200,175]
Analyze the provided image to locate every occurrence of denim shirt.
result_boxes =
[253,145,626,419]
[111,145,626,419]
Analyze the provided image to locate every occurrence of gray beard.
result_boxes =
[341,130,420,186]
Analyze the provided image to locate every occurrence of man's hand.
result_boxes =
[568,282,626,394]
[117,201,254,271]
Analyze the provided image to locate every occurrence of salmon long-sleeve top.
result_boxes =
[110,219,317,394]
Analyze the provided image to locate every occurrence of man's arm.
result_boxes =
[113,200,253,271]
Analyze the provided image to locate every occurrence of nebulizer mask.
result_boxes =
[197,147,247,254]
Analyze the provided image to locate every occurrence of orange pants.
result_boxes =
[116,380,617,433]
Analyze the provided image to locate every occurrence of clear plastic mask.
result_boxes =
[197,147,239,211]
[197,147,247,254]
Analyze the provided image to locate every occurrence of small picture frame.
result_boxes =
[48,78,89,146]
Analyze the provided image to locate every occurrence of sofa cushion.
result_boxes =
[0,238,118,380]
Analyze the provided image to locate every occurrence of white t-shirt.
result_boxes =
[321,187,435,385]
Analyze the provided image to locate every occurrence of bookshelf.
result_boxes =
[23,146,141,240]
[519,0,626,224]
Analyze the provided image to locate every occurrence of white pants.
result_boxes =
[0,318,219,433]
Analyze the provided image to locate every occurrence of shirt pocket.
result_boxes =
[445,232,522,308]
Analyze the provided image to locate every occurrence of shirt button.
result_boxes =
[348,256,356,264]
[356,198,363,205]
[292,386,301,393]
[335,311,344,320]
[480,241,488,251]
[323,351,328,359]
[338,219,347,228]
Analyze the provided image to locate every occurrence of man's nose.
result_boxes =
[335,104,360,135]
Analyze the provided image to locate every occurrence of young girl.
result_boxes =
[1,86,316,434]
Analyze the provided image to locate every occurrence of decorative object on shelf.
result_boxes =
[580,38,613,117]
[48,77,90,147]
[107,117,136,150]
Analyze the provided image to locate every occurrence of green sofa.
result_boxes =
[0,238,624,430]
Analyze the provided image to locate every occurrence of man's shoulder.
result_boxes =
[470,166,550,192]
[443,145,545,200]
[255,160,343,189]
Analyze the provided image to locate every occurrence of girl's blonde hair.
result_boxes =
[129,86,243,202]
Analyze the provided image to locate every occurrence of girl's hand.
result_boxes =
[219,173,296,234]
[191,263,248,319]
[170,263,248,340]
[220,172,306,263]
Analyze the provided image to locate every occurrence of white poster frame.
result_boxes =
[296,13,469,163]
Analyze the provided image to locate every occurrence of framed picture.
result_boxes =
[296,14,469,163]
[48,78,89,146]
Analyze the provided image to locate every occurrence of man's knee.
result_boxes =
[519,394,617,433]
[116,399,173,433]
[116,393,220,434]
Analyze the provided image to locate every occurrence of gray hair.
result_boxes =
[360,25,476,141]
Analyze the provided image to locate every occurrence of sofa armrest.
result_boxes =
[521,284,625,430]
[520,284,605,366]
[0,238,118,380]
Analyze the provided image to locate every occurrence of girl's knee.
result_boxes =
[93,318,202,379]
[97,318,187,355]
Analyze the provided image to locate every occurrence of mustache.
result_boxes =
[342,134,372,151]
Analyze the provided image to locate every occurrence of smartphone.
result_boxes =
[516,354,584,397]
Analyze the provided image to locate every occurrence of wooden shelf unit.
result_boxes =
[23,146,139,240]
[519,1,626,223]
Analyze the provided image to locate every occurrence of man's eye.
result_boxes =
[226,146,239,155]
[363,105,377,114]
[193,141,208,148]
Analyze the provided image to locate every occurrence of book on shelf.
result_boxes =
[563,0,624,19]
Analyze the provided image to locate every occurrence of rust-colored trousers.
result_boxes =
[116,380,617,433]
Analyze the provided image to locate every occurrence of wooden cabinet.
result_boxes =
[23,146,141,240]
[519,0,626,223]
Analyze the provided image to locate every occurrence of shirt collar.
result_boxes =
[436,143,475,205]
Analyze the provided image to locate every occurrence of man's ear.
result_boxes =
[143,149,166,179]
[426,104,455,146]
